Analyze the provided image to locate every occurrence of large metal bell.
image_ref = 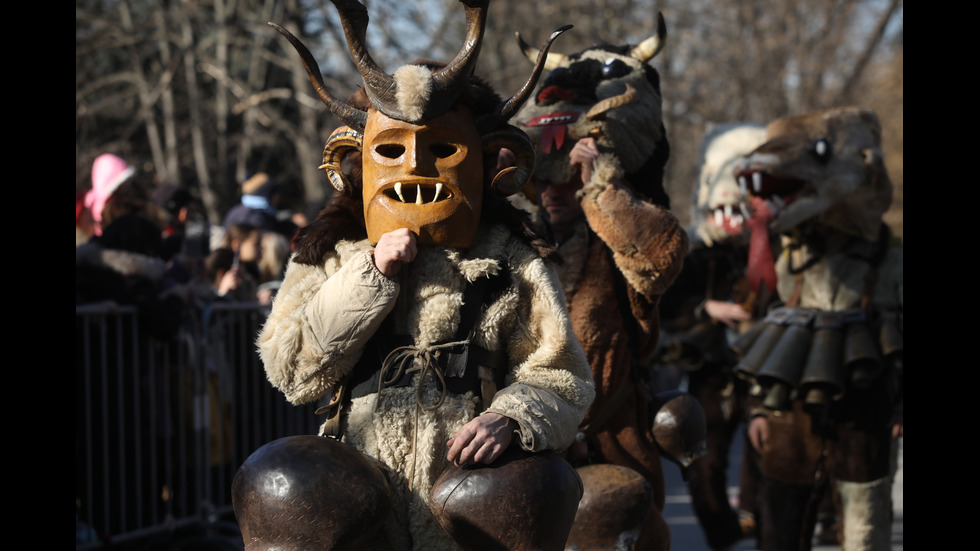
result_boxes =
[430,446,583,551]
[565,464,654,550]
[232,435,392,551]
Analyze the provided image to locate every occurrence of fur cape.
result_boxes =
[258,219,594,550]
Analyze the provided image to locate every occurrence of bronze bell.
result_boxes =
[730,314,768,359]
[755,310,815,410]
[565,464,654,550]
[430,446,583,551]
[733,322,788,383]
[800,311,846,413]
[232,435,393,551]
[843,319,882,389]
[649,390,708,480]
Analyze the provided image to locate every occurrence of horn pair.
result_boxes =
[516,11,667,71]
[270,0,570,132]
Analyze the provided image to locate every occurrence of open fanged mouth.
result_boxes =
[711,204,746,235]
[735,169,809,216]
[383,182,452,204]
[736,170,806,201]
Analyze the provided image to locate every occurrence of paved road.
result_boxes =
[661,430,903,550]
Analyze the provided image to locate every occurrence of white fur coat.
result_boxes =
[257,223,594,550]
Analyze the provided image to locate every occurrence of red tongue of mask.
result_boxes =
[540,125,566,154]
[525,109,579,154]
[746,195,777,294]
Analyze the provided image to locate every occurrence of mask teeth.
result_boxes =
[391,182,447,204]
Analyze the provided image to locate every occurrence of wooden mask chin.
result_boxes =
[361,106,484,248]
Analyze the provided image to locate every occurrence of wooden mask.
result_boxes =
[361,106,484,248]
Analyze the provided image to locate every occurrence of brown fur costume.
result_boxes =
[551,155,688,550]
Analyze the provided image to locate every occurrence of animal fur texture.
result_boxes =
[734,107,902,551]
[735,107,901,312]
[257,222,594,550]
[691,122,768,247]
[514,34,671,206]
[512,22,687,550]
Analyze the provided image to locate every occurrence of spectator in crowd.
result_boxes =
[256,231,290,305]
[76,212,184,340]
[219,222,263,284]
[223,172,279,232]
[203,247,257,302]
[153,184,209,262]
[84,153,146,236]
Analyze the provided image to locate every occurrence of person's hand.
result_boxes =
[891,421,903,439]
[373,228,418,278]
[704,299,752,328]
[217,266,243,296]
[446,412,518,466]
[569,138,600,186]
[748,416,769,452]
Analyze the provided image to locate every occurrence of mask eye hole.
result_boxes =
[430,144,457,159]
[376,144,405,159]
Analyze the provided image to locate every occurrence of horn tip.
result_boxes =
[549,25,573,41]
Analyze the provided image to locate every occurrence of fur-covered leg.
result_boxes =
[757,477,820,551]
[837,477,892,551]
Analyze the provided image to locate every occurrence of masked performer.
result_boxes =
[241,2,594,550]
[732,107,902,551]
[512,13,689,551]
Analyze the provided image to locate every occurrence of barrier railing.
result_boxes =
[76,302,320,549]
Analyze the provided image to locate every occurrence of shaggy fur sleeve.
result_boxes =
[483,243,595,452]
[579,153,689,299]
[257,247,399,404]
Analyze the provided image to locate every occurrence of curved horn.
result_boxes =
[268,22,368,131]
[585,83,638,120]
[629,12,667,62]
[429,0,489,110]
[483,126,537,197]
[320,127,363,195]
[515,31,567,72]
[330,0,400,116]
[478,25,573,133]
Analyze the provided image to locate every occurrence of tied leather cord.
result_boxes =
[375,339,469,491]
[375,340,470,412]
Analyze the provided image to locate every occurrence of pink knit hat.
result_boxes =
[85,153,135,233]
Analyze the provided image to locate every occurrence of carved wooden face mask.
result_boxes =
[269,1,574,249]
[362,106,484,248]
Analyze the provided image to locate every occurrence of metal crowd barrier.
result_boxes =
[76,302,320,549]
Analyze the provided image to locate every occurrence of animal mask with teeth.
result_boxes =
[271,0,570,248]
[514,12,671,205]
[733,107,892,242]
